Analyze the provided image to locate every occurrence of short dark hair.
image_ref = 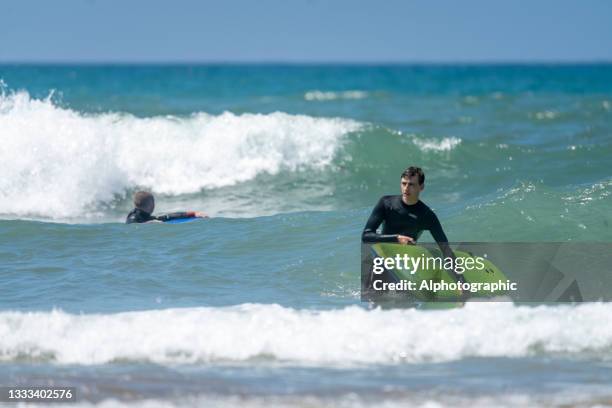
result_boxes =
[401,166,425,185]
[133,191,155,211]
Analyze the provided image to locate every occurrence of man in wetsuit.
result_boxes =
[126,191,206,224]
[362,166,465,285]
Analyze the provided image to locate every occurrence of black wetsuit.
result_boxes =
[362,195,464,284]
[125,208,195,224]
[362,196,448,244]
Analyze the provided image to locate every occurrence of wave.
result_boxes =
[411,136,461,152]
[453,179,612,240]
[37,392,612,408]
[1,85,610,226]
[2,303,612,366]
[304,90,368,101]
[0,89,361,219]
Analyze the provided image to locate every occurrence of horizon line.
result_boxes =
[1,59,612,66]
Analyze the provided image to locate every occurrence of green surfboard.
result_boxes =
[371,243,509,301]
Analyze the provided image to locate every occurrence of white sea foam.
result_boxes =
[412,136,461,152]
[0,90,361,219]
[37,392,609,408]
[1,302,611,366]
[533,110,559,120]
[304,90,368,101]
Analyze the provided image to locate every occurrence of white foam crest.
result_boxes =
[1,302,612,366]
[412,137,461,152]
[43,392,600,408]
[304,90,368,101]
[532,110,560,120]
[0,90,361,218]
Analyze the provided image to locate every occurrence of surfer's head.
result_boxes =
[133,191,155,214]
[400,166,424,205]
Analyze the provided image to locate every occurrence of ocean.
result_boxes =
[1,64,611,407]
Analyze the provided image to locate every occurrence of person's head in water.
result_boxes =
[400,166,424,205]
[133,191,155,214]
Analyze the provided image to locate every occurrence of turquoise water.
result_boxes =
[1,65,612,407]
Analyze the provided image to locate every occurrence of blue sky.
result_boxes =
[1,0,611,63]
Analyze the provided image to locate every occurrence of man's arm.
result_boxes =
[361,198,398,243]
[429,213,452,257]
[429,212,466,285]
[156,211,207,222]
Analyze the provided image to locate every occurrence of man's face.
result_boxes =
[400,175,423,203]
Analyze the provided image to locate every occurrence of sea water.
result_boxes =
[1,64,611,407]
